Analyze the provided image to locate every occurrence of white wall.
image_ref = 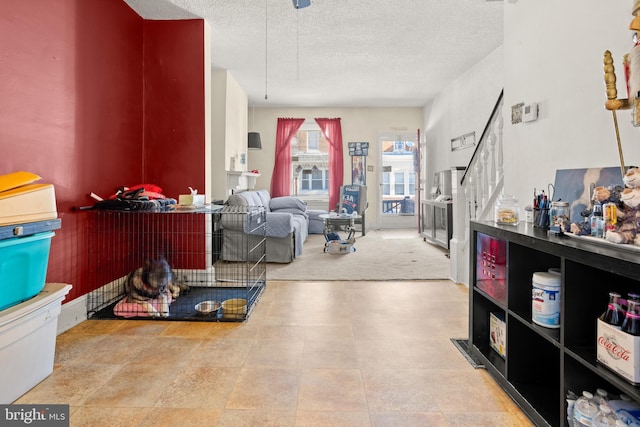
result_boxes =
[423,45,504,193]
[427,0,640,212]
[248,107,423,227]
[225,75,249,171]
[211,69,248,201]
[503,0,639,209]
[422,1,640,285]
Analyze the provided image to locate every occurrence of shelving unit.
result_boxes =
[227,171,261,194]
[469,220,640,427]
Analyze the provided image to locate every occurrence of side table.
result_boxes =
[319,213,356,242]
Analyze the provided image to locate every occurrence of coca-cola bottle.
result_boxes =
[628,293,640,310]
[622,299,640,335]
[602,292,625,327]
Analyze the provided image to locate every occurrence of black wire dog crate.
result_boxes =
[86,206,266,321]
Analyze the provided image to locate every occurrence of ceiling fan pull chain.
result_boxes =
[264,0,268,100]
[297,7,300,80]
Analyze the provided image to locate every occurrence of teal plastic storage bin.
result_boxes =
[0,231,54,311]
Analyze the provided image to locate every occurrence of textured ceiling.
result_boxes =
[124,0,503,108]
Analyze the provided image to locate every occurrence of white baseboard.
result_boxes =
[449,237,469,287]
[57,295,87,335]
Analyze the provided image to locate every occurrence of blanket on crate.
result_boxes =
[113,293,173,318]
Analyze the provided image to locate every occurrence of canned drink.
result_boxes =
[603,202,617,231]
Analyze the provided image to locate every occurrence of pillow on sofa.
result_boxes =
[227,190,272,209]
[270,196,307,214]
[227,193,251,206]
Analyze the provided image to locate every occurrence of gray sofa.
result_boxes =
[221,190,309,263]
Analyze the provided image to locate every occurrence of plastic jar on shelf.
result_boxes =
[550,201,570,232]
[532,271,561,328]
[494,194,520,226]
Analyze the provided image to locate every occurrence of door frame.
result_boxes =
[376,131,420,229]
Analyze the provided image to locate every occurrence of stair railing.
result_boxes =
[460,90,504,222]
[451,90,504,286]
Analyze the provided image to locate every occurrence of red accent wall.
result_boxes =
[0,0,206,302]
[143,20,206,197]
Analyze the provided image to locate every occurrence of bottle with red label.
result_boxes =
[622,299,640,335]
[603,203,618,236]
[602,292,625,327]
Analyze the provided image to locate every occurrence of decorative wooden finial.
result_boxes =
[604,50,618,100]
[604,50,631,110]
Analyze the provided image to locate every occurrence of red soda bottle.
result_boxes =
[602,292,625,326]
[622,299,640,335]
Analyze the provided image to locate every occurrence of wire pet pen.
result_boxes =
[86,206,266,321]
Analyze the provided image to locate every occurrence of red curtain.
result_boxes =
[315,118,344,210]
[270,118,305,197]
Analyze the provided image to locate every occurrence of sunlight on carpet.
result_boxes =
[267,229,450,281]
[379,229,419,240]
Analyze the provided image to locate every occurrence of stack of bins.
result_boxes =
[0,171,71,403]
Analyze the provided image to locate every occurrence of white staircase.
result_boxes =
[450,90,504,286]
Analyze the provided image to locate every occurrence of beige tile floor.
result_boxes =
[16,280,534,427]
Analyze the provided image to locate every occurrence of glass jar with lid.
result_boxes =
[550,201,570,232]
[495,194,520,225]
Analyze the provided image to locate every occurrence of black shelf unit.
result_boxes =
[469,221,640,427]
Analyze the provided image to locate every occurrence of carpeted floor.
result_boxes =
[267,229,451,281]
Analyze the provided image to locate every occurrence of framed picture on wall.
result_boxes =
[352,156,366,185]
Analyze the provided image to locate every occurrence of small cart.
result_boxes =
[319,213,356,254]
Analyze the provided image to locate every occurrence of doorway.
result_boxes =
[378,132,419,229]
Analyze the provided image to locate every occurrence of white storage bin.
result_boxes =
[0,283,71,403]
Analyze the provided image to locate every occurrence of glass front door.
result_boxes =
[379,133,419,229]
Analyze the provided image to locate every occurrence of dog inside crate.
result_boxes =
[86,209,265,321]
[114,257,189,318]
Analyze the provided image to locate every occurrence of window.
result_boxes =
[393,141,406,152]
[301,168,327,191]
[382,172,390,195]
[292,122,329,199]
[307,131,320,152]
[394,173,405,195]
[380,133,418,219]
[409,172,416,194]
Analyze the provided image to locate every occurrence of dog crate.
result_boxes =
[86,206,266,321]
